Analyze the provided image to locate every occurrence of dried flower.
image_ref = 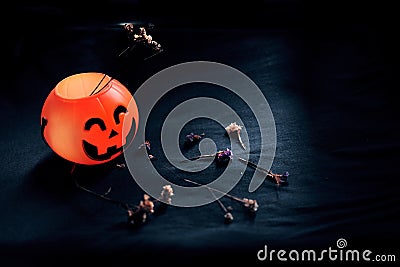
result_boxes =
[160,184,174,204]
[243,198,259,213]
[138,140,151,150]
[216,148,233,164]
[140,194,155,214]
[269,171,289,185]
[138,141,156,160]
[75,169,172,227]
[224,212,234,224]
[225,122,242,133]
[116,163,126,168]
[126,194,155,226]
[225,122,246,150]
[188,148,232,163]
[124,23,162,52]
[185,132,205,145]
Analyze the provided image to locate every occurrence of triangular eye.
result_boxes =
[84,118,106,131]
[113,105,127,124]
[109,129,118,138]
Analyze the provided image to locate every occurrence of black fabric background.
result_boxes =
[2,1,400,266]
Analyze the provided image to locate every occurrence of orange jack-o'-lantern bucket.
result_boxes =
[41,72,139,165]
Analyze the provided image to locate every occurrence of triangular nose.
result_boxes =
[109,129,118,139]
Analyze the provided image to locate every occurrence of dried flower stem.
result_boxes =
[183,179,244,204]
[187,153,216,161]
[208,187,227,213]
[208,187,234,223]
[237,132,246,150]
[184,179,258,213]
[118,45,133,57]
[74,175,132,210]
[71,164,161,214]
[74,174,160,226]
[238,157,288,185]
[238,157,270,173]
[187,148,232,162]
[144,49,163,61]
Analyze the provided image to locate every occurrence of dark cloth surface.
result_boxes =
[1,1,400,266]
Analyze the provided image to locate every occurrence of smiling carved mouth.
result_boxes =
[82,140,123,161]
[82,118,136,161]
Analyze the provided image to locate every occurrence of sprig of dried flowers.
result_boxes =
[184,178,259,215]
[208,187,234,224]
[126,185,174,226]
[188,148,233,165]
[72,164,173,227]
[238,157,289,186]
[119,23,163,59]
[138,140,151,150]
[138,140,157,160]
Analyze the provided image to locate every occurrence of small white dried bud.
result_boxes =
[160,185,174,204]
[243,198,259,212]
[225,122,246,150]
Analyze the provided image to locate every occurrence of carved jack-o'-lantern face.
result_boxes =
[41,72,139,165]
[82,105,129,161]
